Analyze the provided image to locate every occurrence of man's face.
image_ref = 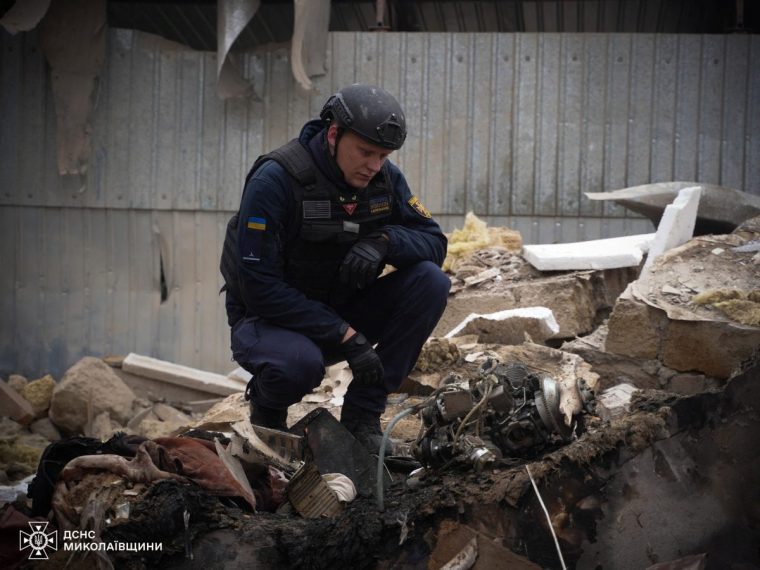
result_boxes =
[327,126,392,189]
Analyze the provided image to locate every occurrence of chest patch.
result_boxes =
[303,200,331,219]
[369,196,391,215]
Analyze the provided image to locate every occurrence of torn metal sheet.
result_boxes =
[216,0,259,99]
[0,0,50,34]
[38,0,106,175]
[213,437,257,510]
[291,0,330,91]
[585,182,760,235]
[229,420,303,472]
[289,408,384,496]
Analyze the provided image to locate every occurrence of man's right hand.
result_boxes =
[341,330,384,386]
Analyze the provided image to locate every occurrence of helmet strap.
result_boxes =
[322,127,347,183]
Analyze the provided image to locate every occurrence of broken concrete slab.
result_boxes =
[642,186,701,272]
[29,418,62,442]
[445,307,559,345]
[606,218,760,379]
[585,181,760,235]
[437,265,636,339]
[522,233,655,271]
[122,353,244,397]
[49,356,136,434]
[561,324,719,393]
[0,378,35,424]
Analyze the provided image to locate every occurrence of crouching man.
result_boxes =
[220,84,450,454]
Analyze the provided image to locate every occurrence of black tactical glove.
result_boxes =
[339,233,389,290]
[342,331,384,386]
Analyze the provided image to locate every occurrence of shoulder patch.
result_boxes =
[407,196,432,219]
[242,216,266,262]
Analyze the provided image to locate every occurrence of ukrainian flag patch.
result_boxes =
[247,217,267,231]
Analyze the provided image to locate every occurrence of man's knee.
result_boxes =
[411,261,451,306]
[256,350,325,403]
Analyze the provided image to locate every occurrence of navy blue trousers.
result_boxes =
[231,261,450,415]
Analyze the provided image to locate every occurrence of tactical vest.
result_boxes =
[220,139,395,310]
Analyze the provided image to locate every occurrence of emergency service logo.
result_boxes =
[19,521,58,560]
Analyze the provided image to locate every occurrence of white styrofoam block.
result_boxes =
[643,186,702,271]
[444,306,560,339]
[522,233,656,271]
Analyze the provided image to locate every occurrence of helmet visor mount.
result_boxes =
[375,114,405,150]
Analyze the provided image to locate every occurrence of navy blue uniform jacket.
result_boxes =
[226,120,448,347]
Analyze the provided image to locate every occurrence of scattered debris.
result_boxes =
[3,213,760,569]
[443,212,522,273]
[606,217,760,378]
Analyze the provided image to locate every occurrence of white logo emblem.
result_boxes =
[19,521,58,560]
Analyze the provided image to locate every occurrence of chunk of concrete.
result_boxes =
[522,234,655,271]
[29,418,62,442]
[436,267,635,339]
[606,218,760,379]
[445,307,559,345]
[0,379,35,424]
[122,353,244,397]
[7,374,28,393]
[49,356,136,434]
[642,186,701,272]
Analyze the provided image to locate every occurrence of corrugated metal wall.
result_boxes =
[1,28,758,378]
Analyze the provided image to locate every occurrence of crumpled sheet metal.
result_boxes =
[0,0,50,34]
[291,0,330,91]
[38,0,106,175]
[585,182,760,233]
[216,0,259,99]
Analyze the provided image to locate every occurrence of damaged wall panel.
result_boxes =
[1,28,760,377]
[0,207,230,379]
[1,30,758,224]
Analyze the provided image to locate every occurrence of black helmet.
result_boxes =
[320,84,407,150]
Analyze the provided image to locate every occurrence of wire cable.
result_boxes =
[525,464,567,570]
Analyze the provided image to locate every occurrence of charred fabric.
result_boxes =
[410,358,596,471]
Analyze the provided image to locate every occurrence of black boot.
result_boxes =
[249,402,288,431]
[245,375,288,431]
[340,405,393,456]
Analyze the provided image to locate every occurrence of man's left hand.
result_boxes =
[340,233,388,290]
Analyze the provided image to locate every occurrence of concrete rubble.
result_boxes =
[2,209,760,570]
[605,216,760,378]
